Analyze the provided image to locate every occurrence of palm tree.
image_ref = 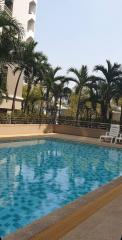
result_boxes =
[51,82,71,120]
[43,67,65,116]
[94,60,122,120]
[68,65,96,122]
[0,12,23,36]
[86,86,99,115]
[12,41,41,112]
[0,12,24,64]
[23,51,49,113]
[58,86,72,118]
[0,12,24,104]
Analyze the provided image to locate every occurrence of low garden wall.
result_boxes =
[0,124,106,138]
[54,124,106,138]
[0,124,53,136]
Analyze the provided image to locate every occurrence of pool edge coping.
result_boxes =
[0,133,122,149]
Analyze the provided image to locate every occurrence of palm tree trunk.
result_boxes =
[76,91,81,123]
[32,104,34,113]
[106,102,112,121]
[12,70,23,113]
[59,97,62,118]
[53,98,58,123]
[46,88,49,116]
[24,83,31,113]
[101,102,107,121]
[39,100,44,117]
[120,104,122,124]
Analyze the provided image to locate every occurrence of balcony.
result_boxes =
[0,1,12,16]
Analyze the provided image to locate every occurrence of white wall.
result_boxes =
[12,0,37,41]
[12,0,29,35]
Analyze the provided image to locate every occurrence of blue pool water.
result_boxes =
[0,138,122,237]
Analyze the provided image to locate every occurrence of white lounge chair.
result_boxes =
[100,124,120,143]
[115,133,122,144]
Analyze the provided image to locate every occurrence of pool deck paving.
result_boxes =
[61,193,122,240]
[1,133,122,240]
[0,132,122,149]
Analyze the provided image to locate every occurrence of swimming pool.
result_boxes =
[0,138,122,237]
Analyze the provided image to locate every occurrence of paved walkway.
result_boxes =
[61,193,122,240]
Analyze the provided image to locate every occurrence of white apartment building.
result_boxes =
[12,0,37,42]
[0,0,37,112]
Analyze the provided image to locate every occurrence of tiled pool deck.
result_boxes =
[0,133,122,240]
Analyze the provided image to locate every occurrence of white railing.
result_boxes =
[4,4,12,16]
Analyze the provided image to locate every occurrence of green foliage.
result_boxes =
[23,84,43,110]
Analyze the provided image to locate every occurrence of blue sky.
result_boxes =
[35,0,122,75]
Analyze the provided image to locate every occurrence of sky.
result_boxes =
[35,0,122,75]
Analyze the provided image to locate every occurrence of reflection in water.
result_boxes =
[0,139,122,237]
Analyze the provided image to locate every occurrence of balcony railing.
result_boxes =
[0,1,12,16]
[4,4,12,16]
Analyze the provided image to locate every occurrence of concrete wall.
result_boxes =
[54,125,106,138]
[0,124,53,136]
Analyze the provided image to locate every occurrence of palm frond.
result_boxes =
[53,67,61,76]
[94,64,108,79]
[0,12,24,38]
[68,67,80,81]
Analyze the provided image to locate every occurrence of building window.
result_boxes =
[27,19,35,32]
[29,1,36,14]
